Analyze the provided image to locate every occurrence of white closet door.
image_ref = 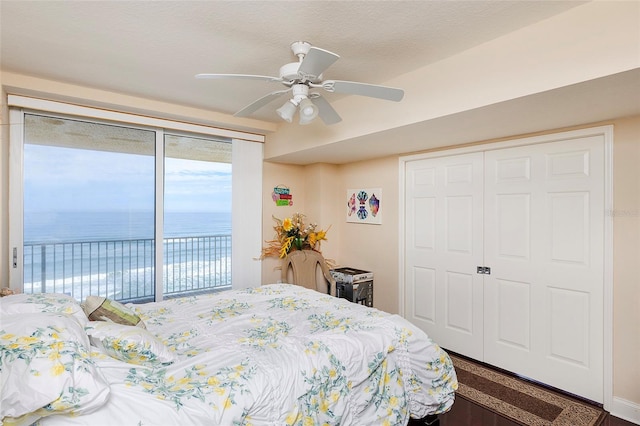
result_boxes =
[405,152,484,359]
[483,136,605,402]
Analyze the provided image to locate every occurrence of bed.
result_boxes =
[0,284,457,425]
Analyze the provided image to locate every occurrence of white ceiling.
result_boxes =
[1,0,586,124]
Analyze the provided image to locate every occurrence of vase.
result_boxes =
[293,237,305,250]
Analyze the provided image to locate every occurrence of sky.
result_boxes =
[23,145,232,213]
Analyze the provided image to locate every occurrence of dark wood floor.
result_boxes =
[409,396,637,426]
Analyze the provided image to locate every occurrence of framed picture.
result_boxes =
[346,188,382,224]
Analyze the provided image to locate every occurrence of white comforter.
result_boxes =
[38,284,457,425]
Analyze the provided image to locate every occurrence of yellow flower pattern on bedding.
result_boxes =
[267,296,311,311]
[162,328,204,357]
[363,352,408,424]
[0,313,110,424]
[85,321,177,367]
[18,284,456,425]
[285,341,351,425]
[1,325,83,377]
[197,299,252,324]
[134,306,174,326]
[238,316,291,349]
[125,360,257,411]
[307,311,370,333]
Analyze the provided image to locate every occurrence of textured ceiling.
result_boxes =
[0,1,586,122]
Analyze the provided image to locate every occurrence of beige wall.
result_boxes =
[261,162,342,284]
[261,162,307,284]
[333,157,400,314]
[261,157,400,313]
[610,116,640,403]
[265,116,640,410]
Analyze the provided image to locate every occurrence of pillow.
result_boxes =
[83,295,146,328]
[0,312,110,425]
[85,321,177,367]
[0,293,88,326]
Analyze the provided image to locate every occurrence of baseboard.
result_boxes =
[610,396,640,424]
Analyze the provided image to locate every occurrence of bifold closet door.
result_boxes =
[404,152,484,360]
[483,136,605,403]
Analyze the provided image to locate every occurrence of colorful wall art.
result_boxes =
[346,188,382,224]
[273,185,293,206]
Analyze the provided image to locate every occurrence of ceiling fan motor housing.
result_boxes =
[279,62,322,84]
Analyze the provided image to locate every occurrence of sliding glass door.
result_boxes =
[11,109,236,302]
[22,113,157,302]
[163,134,232,297]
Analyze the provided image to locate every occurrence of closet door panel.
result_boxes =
[483,136,604,403]
[405,153,484,359]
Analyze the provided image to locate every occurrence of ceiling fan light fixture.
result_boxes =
[276,100,297,123]
[298,98,318,125]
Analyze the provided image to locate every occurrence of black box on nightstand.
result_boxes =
[330,267,374,307]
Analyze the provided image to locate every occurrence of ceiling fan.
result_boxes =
[196,41,404,125]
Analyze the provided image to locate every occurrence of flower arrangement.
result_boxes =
[261,213,330,259]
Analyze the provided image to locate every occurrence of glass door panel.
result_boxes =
[163,134,232,297]
[22,113,156,302]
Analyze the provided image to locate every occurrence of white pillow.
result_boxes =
[85,321,177,366]
[0,312,110,424]
[0,293,88,326]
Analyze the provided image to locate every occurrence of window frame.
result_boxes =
[8,96,263,299]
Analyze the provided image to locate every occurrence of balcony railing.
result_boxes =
[23,235,232,303]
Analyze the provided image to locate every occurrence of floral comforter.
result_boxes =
[36,284,457,425]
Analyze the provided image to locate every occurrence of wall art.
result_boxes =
[272,185,293,206]
[346,188,382,224]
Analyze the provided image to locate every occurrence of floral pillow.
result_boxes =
[0,312,110,426]
[85,321,176,367]
[82,295,146,328]
[0,292,88,326]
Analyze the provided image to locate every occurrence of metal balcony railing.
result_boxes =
[23,235,232,303]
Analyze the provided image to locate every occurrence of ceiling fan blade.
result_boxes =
[298,47,340,81]
[322,80,404,102]
[234,89,291,117]
[310,95,342,125]
[196,73,283,83]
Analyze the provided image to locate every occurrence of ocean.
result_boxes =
[23,211,232,301]
[24,210,231,243]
